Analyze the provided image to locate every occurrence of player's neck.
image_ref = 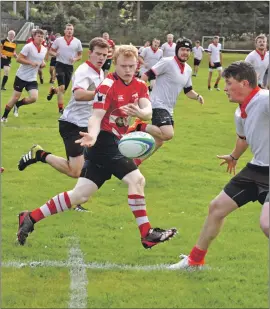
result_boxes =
[256,48,266,55]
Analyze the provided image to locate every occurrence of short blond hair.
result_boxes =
[113,45,138,64]
[255,34,267,43]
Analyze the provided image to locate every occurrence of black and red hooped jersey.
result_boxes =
[93,72,149,138]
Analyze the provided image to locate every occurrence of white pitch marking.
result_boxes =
[68,238,88,309]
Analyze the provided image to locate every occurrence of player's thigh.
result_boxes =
[64,69,73,90]
[223,165,260,207]
[3,65,10,75]
[152,108,173,125]
[55,62,65,86]
[209,190,239,217]
[260,195,269,225]
[27,87,39,101]
[111,157,138,182]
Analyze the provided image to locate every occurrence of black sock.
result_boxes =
[2,75,8,87]
[36,150,51,163]
[16,98,26,108]
[214,83,218,87]
[2,106,11,118]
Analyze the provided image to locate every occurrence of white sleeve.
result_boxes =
[159,49,163,60]
[160,43,165,51]
[140,47,147,59]
[72,67,93,91]
[245,53,253,64]
[235,111,245,137]
[151,58,168,76]
[184,71,192,88]
[51,38,59,50]
[20,44,30,57]
[77,40,83,52]
[201,47,204,52]
[208,44,212,53]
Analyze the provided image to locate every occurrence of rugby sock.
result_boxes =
[133,159,143,166]
[2,105,11,118]
[30,192,72,223]
[16,98,26,108]
[2,75,8,87]
[36,150,52,163]
[214,83,218,88]
[128,194,151,237]
[189,246,207,263]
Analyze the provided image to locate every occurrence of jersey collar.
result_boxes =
[64,36,74,46]
[174,56,185,74]
[151,46,158,53]
[239,86,260,118]
[255,49,266,60]
[85,60,100,75]
[33,41,41,53]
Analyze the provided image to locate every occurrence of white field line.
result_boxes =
[1,260,211,271]
[68,238,88,309]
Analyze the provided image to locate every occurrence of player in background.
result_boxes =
[47,24,83,114]
[17,45,177,249]
[136,40,150,77]
[192,40,204,77]
[169,61,269,269]
[161,34,176,58]
[48,33,61,84]
[17,37,109,212]
[101,32,115,78]
[245,34,269,89]
[127,38,204,166]
[207,35,222,91]
[1,29,47,122]
[138,40,150,56]
[1,30,17,90]
[139,38,163,92]
[26,29,47,84]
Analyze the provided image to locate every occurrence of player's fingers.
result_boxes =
[75,139,82,144]
[219,161,226,166]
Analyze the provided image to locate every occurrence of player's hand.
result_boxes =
[210,62,214,67]
[69,57,76,65]
[121,103,143,118]
[217,154,238,175]
[2,55,7,59]
[31,62,39,67]
[40,61,46,69]
[197,95,204,105]
[75,131,97,147]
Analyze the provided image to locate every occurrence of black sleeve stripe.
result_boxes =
[145,69,156,80]
[184,86,193,94]
[237,134,246,140]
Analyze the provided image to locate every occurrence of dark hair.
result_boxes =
[89,37,110,51]
[222,61,257,88]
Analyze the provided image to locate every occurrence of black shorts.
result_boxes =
[102,59,112,72]
[152,108,174,127]
[194,58,201,66]
[59,120,87,158]
[224,163,269,207]
[209,62,222,69]
[50,57,57,67]
[55,61,73,90]
[1,57,11,68]
[13,76,38,92]
[80,131,137,188]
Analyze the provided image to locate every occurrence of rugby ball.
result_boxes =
[118,132,155,159]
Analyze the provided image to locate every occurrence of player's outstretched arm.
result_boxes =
[217,136,248,175]
[75,109,106,147]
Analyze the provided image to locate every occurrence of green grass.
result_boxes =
[1,48,268,308]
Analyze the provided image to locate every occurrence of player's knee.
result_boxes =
[208,199,226,219]
[132,173,146,189]
[155,139,164,148]
[162,131,174,141]
[29,97,37,103]
[68,169,81,179]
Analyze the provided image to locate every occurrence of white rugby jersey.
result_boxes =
[192,46,204,60]
[245,50,269,86]
[161,42,176,57]
[16,42,47,81]
[51,36,83,65]
[60,61,104,127]
[235,87,269,166]
[150,56,192,115]
[208,43,222,63]
[140,46,163,75]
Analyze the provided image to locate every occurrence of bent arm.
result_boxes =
[231,136,249,159]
